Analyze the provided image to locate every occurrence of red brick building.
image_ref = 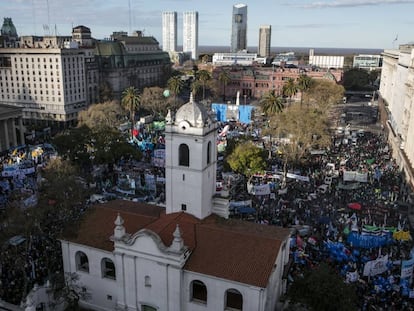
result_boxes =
[212,65,343,102]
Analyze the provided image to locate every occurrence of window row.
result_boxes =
[191,280,243,310]
[75,251,116,280]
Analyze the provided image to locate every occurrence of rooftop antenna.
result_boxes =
[46,0,51,35]
[128,0,132,35]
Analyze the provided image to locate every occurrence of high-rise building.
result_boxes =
[183,11,198,60]
[258,25,271,57]
[162,11,177,52]
[231,4,247,53]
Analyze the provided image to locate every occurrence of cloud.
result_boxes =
[294,0,414,9]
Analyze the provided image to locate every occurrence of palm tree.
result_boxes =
[167,76,184,105]
[282,77,298,105]
[260,90,284,116]
[196,70,211,102]
[297,74,313,106]
[191,79,202,100]
[121,86,140,138]
[218,69,231,102]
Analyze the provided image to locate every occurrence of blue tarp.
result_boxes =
[211,103,254,124]
[237,207,256,214]
[347,231,394,249]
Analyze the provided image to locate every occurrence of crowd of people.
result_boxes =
[1,115,414,310]
[235,127,414,310]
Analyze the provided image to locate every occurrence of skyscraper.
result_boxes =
[258,25,271,57]
[162,11,177,52]
[183,11,199,60]
[231,4,247,53]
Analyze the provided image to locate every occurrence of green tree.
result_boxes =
[282,77,298,105]
[191,79,202,100]
[267,104,331,187]
[297,74,313,106]
[77,100,124,130]
[218,69,231,101]
[196,69,211,101]
[288,263,358,311]
[227,141,267,178]
[52,125,92,169]
[121,86,141,137]
[260,90,285,116]
[167,76,184,105]
[343,68,370,91]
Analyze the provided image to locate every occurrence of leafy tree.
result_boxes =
[191,79,202,100]
[282,77,298,105]
[260,90,285,116]
[49,272,92,311]
[121,86,140,137]
[266,104,331,187]
[91,128,142,164]
[52,125,92,169]
[343,68,371,91]
[297,74,313,106]
[167,76,184,105]
[140,86,170,117]
[196,69,211,101]
[77,101,124,130]
[305,79,345,112]
[218,69,231,101]
[99,81,114,102]
[288,263,358,311]
[227,141,266,178]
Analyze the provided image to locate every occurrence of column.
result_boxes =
[10,119,17,147]
[3,120,9,150]
[18,117,25,145]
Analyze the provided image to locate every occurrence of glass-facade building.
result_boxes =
[231,4,247,53]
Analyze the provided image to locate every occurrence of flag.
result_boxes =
[393,34,398,42]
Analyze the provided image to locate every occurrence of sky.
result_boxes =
[1,0,413,50]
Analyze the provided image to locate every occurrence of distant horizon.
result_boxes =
[176,45,384,56]
[1,1,412,50]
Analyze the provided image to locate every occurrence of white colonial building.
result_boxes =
[379,44,414,189]
[60,95,291,311]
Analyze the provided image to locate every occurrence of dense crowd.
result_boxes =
[238,129,414,310]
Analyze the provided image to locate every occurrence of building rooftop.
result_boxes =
[62,199,291,288]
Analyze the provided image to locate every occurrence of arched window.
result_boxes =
[207,141,211,164]
[191,280,207,304]
[179,144,189,167]
[225,289,243,310]
[101,258,116,279]
[75,251,89,273]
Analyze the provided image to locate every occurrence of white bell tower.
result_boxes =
[164,94,218,219]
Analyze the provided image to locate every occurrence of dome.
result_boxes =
[1,18,17,37]
[174,93,211,128]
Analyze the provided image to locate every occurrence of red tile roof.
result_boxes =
[62,199,291,287]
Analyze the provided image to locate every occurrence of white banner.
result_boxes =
[343,171,356,181]
[363,255,389,277]
[286,172,310,182]
[401,258,414,280]
[343,171,368,183]
[252,183,271,196]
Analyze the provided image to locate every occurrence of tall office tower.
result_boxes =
[183,11,199,60]
[258,25,271,57]
[230,3,247,53]
[162,11,177,52]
